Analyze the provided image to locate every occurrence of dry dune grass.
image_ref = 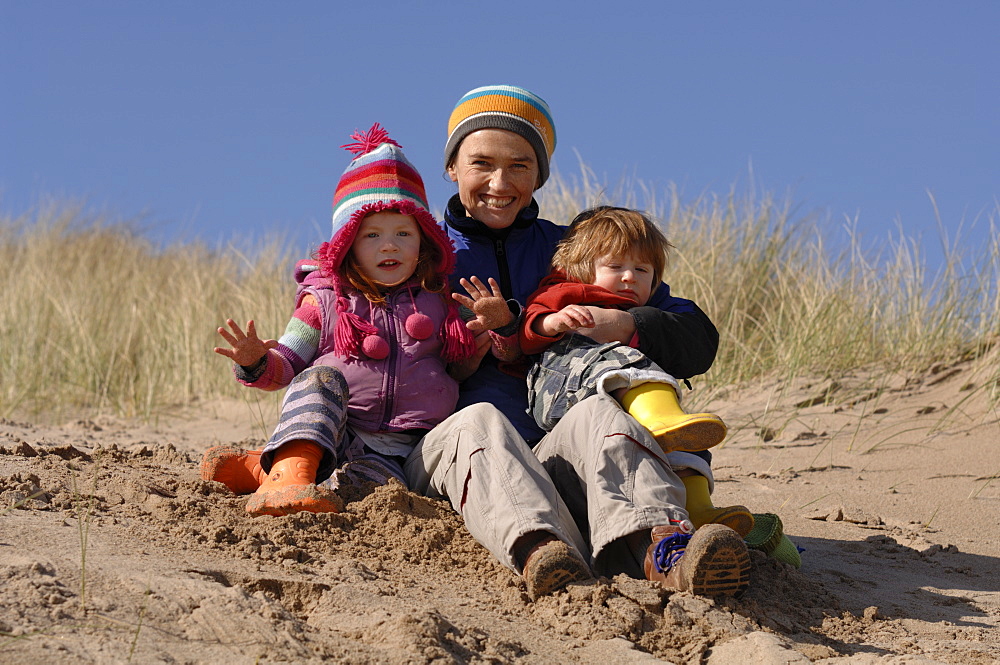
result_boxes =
[1,204,290,422]
[3,174,997,422]
[2,176,1000,663]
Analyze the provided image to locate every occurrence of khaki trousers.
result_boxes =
[404,394,689,575]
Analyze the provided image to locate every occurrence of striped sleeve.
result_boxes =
[236,297,322,391]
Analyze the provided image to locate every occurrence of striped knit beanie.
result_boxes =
[316,123,474,362]
[327,124,427,259]
[445,84,556,186]
[322,123,454,277]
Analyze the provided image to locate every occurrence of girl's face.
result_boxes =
[447,129,539,230]
[592,252,655,306]
[350,211,421,287]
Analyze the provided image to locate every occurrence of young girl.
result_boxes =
[204,124,479,517]
[518,206,753,537]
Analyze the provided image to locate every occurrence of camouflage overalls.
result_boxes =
[526,333,679,432]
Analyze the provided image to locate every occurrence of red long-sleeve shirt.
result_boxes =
[520,271,637,355]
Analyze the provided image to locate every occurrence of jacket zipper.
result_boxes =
[382,298,398,429]
[494,238,512,299]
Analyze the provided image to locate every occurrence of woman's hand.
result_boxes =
[571,307,635,344]
[213,319,278,367]
[447,328,493,382]
[452,276,513,333]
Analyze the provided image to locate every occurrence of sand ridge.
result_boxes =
[1,355,998,663]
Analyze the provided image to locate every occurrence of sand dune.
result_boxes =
[2,354,998,663]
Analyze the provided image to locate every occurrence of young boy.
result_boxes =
[518,206,752,536]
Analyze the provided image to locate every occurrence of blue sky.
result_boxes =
[3,1,997,268]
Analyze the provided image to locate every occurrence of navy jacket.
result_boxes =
[441,194,719,442]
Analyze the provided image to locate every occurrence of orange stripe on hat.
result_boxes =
[444,85,556,186]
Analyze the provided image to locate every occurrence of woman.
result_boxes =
[404,85,751,599]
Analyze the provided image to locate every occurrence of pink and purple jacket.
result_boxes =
[237,263,460,434]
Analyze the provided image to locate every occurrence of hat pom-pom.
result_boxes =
[405,312,434,340]
[362,334,389,359]
[341,122,401,156]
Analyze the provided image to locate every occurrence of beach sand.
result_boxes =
[2,351,998,663]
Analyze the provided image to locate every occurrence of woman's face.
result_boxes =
[447,129,539,230]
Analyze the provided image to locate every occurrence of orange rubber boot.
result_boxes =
[245,441,343,516]
[200,447,266,494]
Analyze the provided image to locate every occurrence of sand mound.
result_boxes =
[2,358,998,662]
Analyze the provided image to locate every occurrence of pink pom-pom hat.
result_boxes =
[317,123,474,362]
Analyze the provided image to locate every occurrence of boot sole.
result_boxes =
[652,417,727,454]
[200,446,264,495]
[246,484,344,516]
[683,524,751,597]
[523,540,594,599]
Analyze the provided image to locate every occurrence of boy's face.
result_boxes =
[592,252,655,306]
[351,211,421,287]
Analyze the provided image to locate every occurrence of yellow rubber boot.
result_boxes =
[245,440,343,516]
[620,383,727,453]
[682,473,754,538]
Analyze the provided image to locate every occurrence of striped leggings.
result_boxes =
[259,365,408,490]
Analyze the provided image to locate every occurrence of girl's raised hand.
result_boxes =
[214,319,278,366]
[452,276,513,333]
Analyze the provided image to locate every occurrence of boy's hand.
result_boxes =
[537,305,595,337]
[453,276,513,333]
[214,319,278,367]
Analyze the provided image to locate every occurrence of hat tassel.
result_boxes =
[440,300,477,363]
[333,296,380,359]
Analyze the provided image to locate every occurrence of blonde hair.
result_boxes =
[552,207,672,284]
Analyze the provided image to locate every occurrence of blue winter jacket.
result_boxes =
[441,195,719,443]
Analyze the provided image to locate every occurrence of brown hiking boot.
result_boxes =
[200,446,266,494]
[644,522,750,597]
[245,441,343,516]
[522,539,594,600]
